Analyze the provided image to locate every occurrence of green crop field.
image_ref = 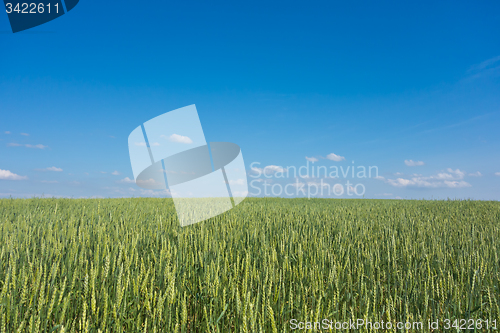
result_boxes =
[0,198,499,332]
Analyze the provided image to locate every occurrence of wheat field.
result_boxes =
[0,197,499,332]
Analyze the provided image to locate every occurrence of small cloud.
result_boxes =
[307,181,330,188]
[264,165,287,174]
[387,178,415,187]
[109,135,116,139]
[326,153,345,162]
[28,144,48,149]
[20,133,29,136]
[435,172,455,180]
[382,168,471,188]
[41,180,59,184]
[111,171,120,176]
[466,56,500,80]
[100,171,107,174]
[136,178,157,186]
[37,166,63,172]
[445,168,465,179]
[166,134,193,144]
[468,171,482,177]
[305,156,319,163]
[151,142,160,146]
[26,144,42,149]
[404,160,425,166]
[138,189,171,197]
[229,179,246,185]
[119,177,135,184]
[443,180,471,188]
[4,131,11,134]
[9,143,48,149]
[0,169,28,180]
[495,172,500,176]
[468,55,500,72]
[250,165,287,176]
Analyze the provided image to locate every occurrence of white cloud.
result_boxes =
[117,177,156,185]
[251,165,287,176]
[138,189,171,197]
[435,172,455,180]
[41,180,59,184]
[151,142,160,146]
[307,181,330,188]
[443,180,472,188]
[100,171,107,174]
[119,177,135,183]
[5,131,11,134]
[468,171,482,177]
[405,160,425,166]
[8,143,47,149]
[20,133,29,136]
[446,168,465,178]
[326,153,345,162]
[26,144,47,149]
[0,169,28,180]
[229,178,246,185]
[137,179,158,187]
[468,55,500,72]
[111,171,120,175]
[382,168,471,189]
[166,134,193,144]
[387,178,418,187]
[495,172,500,176]
[264,165,286,173]
[41,166,63,172]
[305,156,318,163]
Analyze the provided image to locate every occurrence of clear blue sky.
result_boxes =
[1,0,499,200]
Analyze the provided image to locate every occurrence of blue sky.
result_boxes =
[1,0,499,200]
